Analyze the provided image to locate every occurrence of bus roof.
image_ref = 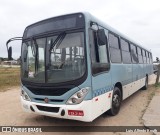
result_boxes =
[24,12,151,53]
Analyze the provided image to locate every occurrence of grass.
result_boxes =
[0,67,20,92]
[154,82,160,88]
[148,91,155,101]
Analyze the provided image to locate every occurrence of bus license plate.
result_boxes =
[68,110,84,116]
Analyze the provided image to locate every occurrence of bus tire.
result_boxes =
[107,87,122,116]
[142,76,148,90]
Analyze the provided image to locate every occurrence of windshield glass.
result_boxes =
[21,32,86,83]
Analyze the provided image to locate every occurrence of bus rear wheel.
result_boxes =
[108,87,122,116]
[142,76,148,90]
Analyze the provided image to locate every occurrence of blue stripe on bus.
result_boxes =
[121,79,133,86]
[93,74,153,98]
[93,85,114,97]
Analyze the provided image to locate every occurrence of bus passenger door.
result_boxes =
[89,28,112,118]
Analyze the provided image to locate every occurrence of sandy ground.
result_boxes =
[0,75,158,135]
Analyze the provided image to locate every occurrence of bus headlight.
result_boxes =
[21,90,31,101]
[66,87,90,105]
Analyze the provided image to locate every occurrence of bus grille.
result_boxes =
[34,98,64,102]
[36,105,60,113]
[26,86,70,96]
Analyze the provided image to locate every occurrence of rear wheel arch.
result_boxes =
[114,82,123,100]
[107,82,122,116]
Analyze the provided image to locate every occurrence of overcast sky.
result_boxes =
[0,0,160,60]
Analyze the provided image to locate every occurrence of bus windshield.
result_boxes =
[21,32,86,83]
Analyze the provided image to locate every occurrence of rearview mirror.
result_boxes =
[97,29,106,45]
[8,47,13,60]
[6,37,22,61]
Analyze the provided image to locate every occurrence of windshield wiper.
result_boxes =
[31,37,38,57]
[31,37,39,74]
[49,31,66,51]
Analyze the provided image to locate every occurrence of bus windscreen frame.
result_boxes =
[23,13,85,39]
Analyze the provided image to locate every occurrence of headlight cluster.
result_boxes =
[66,87,90,105]
[21,89,31,101]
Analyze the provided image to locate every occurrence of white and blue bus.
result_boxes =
[6,12,153,122]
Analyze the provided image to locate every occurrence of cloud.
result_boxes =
[0,0,160,60]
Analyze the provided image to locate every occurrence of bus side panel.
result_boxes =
[129,64,141,96]
[139,64,146,88]
[110,64,132,100]
[91,72,112,117]
[146,64,152,76]
[121,64,132,99]
[143,63,147,76]
[91,91,113,120]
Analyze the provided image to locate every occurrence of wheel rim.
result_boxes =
[112,94,120,109]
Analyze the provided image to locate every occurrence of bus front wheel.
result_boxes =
[108,87,122,116]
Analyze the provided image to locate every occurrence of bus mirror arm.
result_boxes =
[6,37,22,60]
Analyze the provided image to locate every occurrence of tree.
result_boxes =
[155,64,160,84]
[156,57,159,62]
[155,57,160,85]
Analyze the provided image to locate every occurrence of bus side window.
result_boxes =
[109,33,121,63]
[130,44,138,63]
[120,38,131,64]
[142,50,146,63]
[89,29,109,75]
[137,47,143,63]
[149,53,153,63]
[147,52,150,64]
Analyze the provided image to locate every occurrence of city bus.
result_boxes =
[6,12,153,122]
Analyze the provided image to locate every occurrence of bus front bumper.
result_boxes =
[20,96,93,122]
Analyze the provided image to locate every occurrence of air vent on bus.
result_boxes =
[34,98,64,102]
[36,105,60,113]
